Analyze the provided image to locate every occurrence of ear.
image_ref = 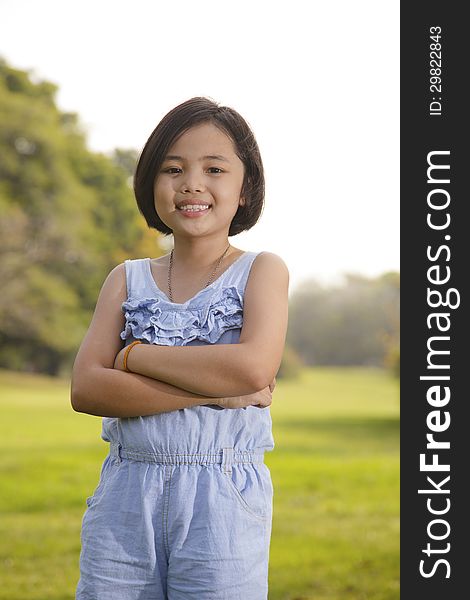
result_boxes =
[239,196,246,207]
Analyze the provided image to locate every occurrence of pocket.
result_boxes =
[220,463,272,522]
[84,453,121,509]
[85,476,106,509]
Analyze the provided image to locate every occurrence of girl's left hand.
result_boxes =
[113,347,126,371]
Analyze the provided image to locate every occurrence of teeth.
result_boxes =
[179,205,210,211]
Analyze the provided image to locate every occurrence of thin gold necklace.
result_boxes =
[167,244,231,302]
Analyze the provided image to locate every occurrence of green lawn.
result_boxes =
[0,367,399,599]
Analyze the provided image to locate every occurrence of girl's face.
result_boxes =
[153,122,245,238]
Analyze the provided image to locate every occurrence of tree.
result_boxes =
[0,58,160,375]
[287,272,400,369]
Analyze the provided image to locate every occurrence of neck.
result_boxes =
[170,237,232,268]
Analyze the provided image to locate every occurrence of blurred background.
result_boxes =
[0,1,399,598]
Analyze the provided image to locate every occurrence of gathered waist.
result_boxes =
[110,442,265,467]
[101,409,275,458]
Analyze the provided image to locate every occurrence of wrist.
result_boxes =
[124,340,143,372]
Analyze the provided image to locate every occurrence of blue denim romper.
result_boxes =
[76,251,275,600]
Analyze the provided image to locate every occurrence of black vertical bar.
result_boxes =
[401,3,467,598]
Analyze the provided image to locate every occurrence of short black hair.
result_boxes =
[134,97,265,236]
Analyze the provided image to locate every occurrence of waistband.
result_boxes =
[110,442,264,471]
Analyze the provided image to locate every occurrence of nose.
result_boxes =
[180,169,205,194]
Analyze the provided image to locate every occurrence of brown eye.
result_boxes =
[162,167,182,174]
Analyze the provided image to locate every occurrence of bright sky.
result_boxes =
[0,0,399,294]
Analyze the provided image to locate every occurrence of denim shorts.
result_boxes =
[76,443,273,599]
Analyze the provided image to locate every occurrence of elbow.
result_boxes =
[70,364,102,413]
[240,343,281,392]
[71,386,99,415]
[70,386,86,413]
[248,365,277,392]
[70,374,93,413]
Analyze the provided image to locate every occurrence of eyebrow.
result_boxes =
[163,154,230,163]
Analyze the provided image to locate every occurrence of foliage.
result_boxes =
[0,58,159,375]
[383,333,400,379]
[288,272,400,373]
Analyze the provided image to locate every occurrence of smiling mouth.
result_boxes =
[176,204,212,212]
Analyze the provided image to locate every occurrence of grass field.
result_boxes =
[0,367,399,599]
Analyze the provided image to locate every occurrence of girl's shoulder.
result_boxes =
[247,251,290,301]
[99,261,127,292]
[250,251,290,278]
[232,251,290,300]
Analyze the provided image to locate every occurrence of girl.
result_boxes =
[71,97,289,599]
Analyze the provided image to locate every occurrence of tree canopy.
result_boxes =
[0,58,159,374]
[286,272,400,372]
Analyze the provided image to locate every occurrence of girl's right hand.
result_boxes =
[216,379,275,409]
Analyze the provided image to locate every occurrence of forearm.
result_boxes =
[125,342,264,397]
[70,366,219,418]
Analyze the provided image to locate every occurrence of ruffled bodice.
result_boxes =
[120,283,244,347]
[101,251,275,456]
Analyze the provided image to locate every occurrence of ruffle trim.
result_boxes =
[119,284,244,346]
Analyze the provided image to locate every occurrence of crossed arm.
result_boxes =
[70,252,289,417]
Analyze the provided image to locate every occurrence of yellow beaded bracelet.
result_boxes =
[123,340,143,372]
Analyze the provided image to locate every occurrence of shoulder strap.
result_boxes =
[124,258,150,299]
[235,251,265,295]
